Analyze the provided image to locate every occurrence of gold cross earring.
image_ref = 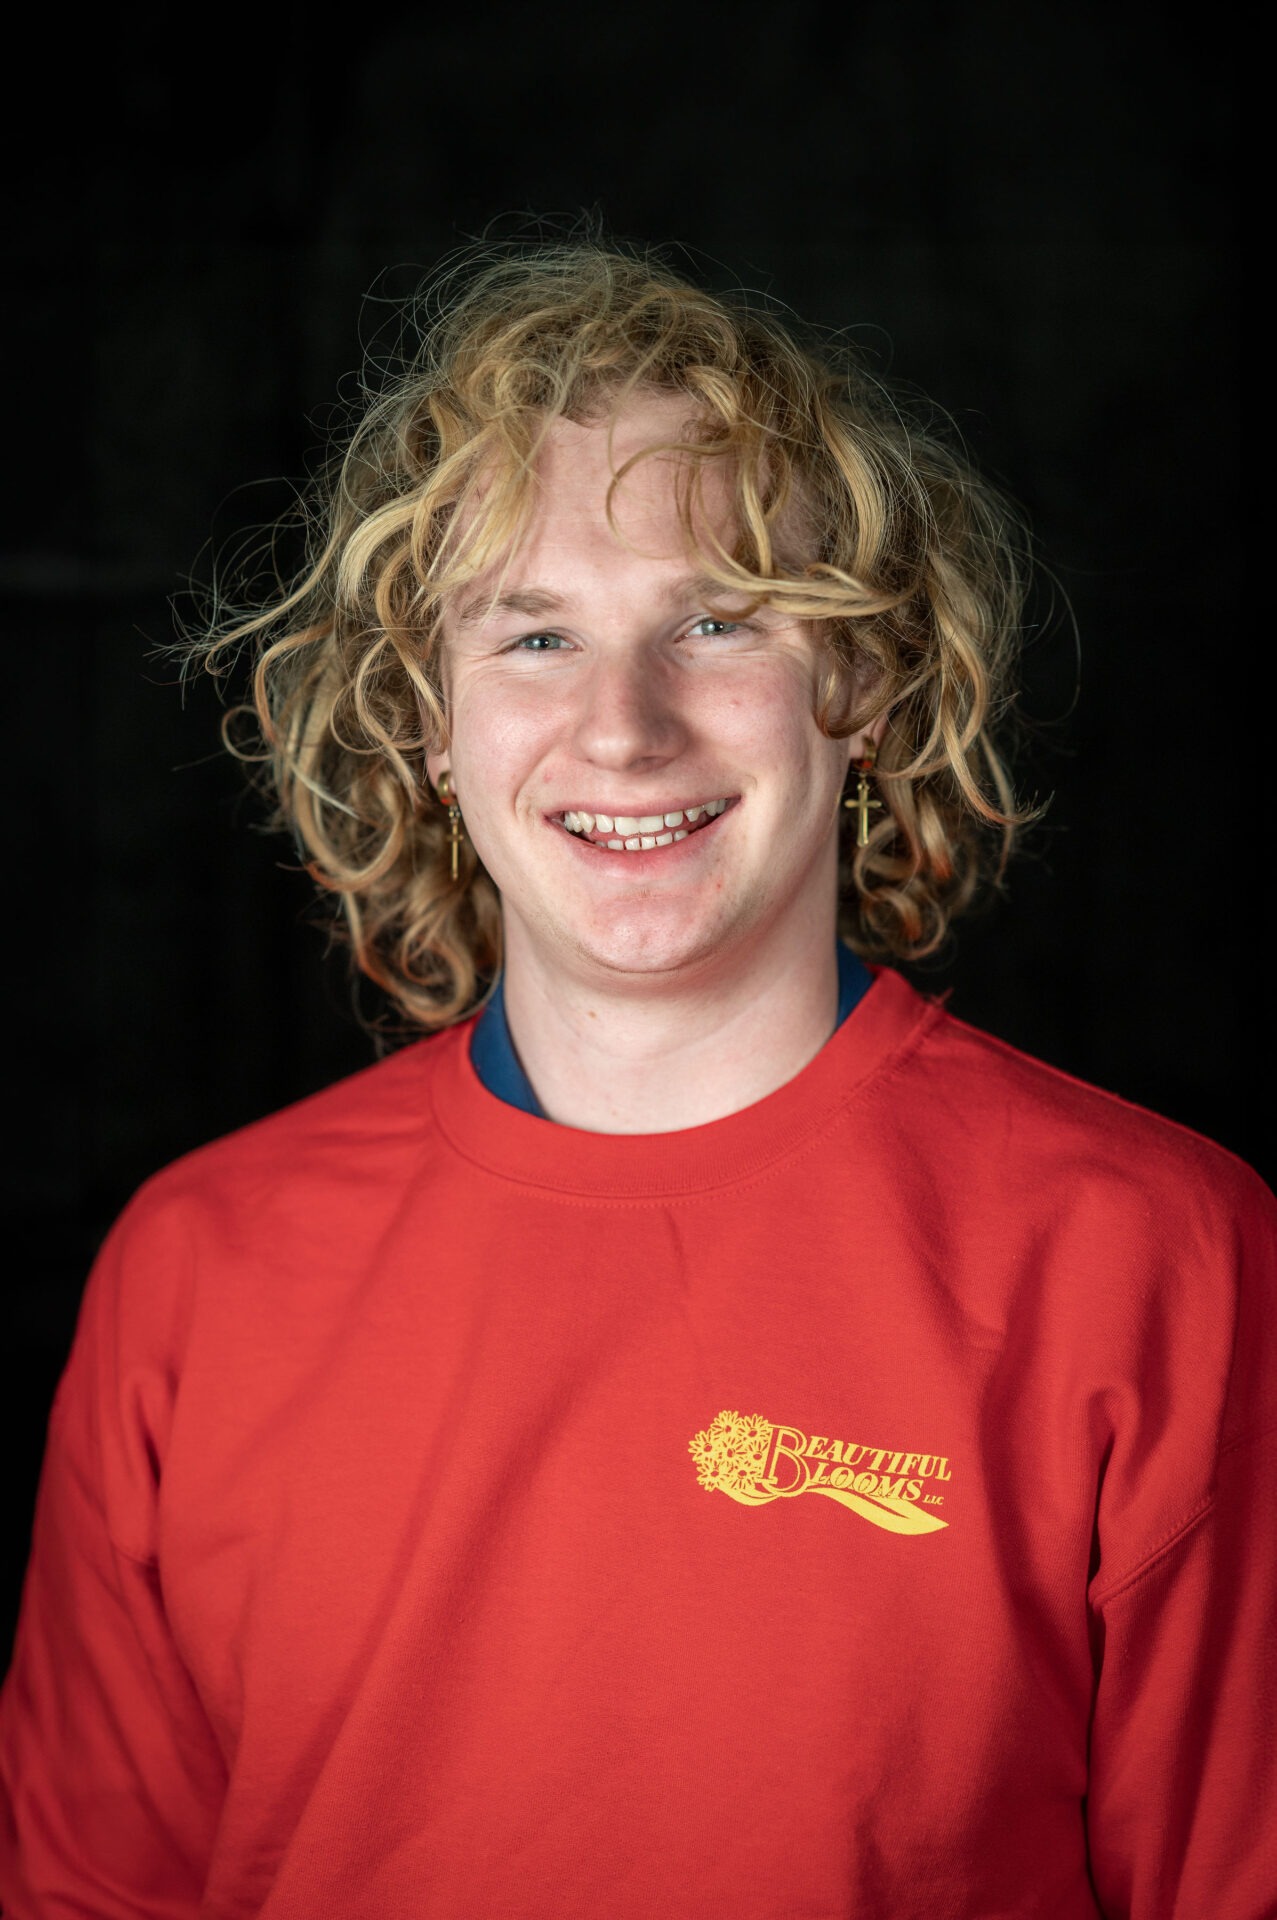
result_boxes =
[436,771,463,882]
[843,738,883,847]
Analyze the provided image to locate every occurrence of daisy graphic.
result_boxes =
[689,1410,774,1497]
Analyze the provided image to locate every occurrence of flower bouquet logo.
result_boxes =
[689,1411,951,1535]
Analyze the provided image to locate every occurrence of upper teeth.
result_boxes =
[562,800,728,836]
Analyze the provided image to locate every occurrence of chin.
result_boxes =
[561,909,738,980]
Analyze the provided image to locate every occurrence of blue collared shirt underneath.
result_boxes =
[470,944,873,1120]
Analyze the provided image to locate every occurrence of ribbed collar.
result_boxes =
[426,968,940,1201]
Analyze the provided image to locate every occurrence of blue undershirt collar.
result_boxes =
[470,944,873,1121]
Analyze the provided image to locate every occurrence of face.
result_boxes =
[429,393,864,994]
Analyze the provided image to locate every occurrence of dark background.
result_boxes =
[4,2,1255,1656]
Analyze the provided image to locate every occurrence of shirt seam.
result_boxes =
[1089,1424,1277,1607]
[1089,1493,1215,1608]
[46,1400,162,1572]
[110,1534,160,1571]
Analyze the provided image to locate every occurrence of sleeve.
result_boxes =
[1084,1167,1277,1920]
[0,1190,226,1918]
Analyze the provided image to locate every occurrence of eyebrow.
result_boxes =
[452,586,566,629]
[450,573,750,630]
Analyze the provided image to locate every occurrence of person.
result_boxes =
[0,241,1272,1920]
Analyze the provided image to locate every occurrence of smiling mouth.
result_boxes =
[557,797,732,851]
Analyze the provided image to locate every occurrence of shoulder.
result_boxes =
[862,974,1276,1354]
[60,1022,473,1425]
[874,978,1276,1476]
[139,1021,466,1208]
[90,1021,473,1303]
[895,979,1273,1230]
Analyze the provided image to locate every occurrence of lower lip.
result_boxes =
[556,809,730,865]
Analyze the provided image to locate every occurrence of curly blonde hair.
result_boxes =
[196,239,1033,1027]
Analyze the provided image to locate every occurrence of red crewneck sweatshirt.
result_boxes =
[2,972,1274,1918]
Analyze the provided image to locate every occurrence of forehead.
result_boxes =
[527,392,724,545]
[437,392,821,647]
[478,393,722,572]
[446,393,730,612]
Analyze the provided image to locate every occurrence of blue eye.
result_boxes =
[688,617,742,638]
[510,632,568,652]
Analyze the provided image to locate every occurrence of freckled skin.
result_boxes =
[428,395,870,1001]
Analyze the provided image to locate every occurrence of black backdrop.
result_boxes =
[4,3,1257,1654]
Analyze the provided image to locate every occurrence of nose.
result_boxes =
[571,647,690,772]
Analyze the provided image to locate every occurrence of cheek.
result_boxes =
[449,682,558,791]
[708,667,836,773]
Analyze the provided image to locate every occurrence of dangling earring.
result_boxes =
[843,737,883,848]
[436,770,464,882]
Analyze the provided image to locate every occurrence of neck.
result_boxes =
[500,915,842,1134]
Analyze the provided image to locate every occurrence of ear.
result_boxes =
[418,692,450,793]
[852,710,889,760]
[825,638,889,771]
[840,708,889,775]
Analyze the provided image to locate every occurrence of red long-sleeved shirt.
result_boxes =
[2,971,1274,1916]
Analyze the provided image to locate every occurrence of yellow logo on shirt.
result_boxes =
[689,1410,950,1534]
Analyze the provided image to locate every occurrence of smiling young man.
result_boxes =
[2,244,1274,1920]
[432,393,872,1135]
